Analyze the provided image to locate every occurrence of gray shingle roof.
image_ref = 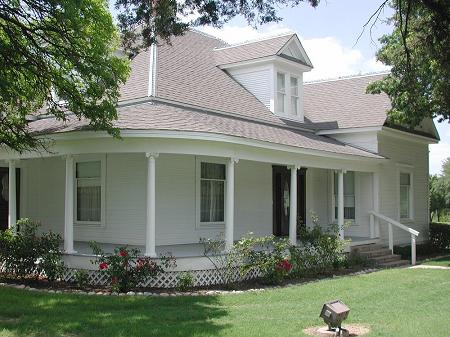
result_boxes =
[213,33,294,66]
[118,49,150,102]
[303,74,391,129]
[29,101,383,159]
[155,30,284,124]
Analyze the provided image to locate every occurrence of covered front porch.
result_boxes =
[1,136,385,271]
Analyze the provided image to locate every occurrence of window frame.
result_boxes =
[73,154,106,227]
[290,75,299,116]
[195,157,227,229]
[276,71,286,114]
[398,169,414,222]
[331,171,357,222]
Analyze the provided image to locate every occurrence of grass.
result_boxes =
[0,268,449,337]
[421,256,450,267]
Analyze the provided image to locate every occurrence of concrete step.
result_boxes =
[359,248,393,258]
[372,254,403,264]
[378,259,410,268]
[351,244,385,253]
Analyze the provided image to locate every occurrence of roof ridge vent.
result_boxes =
[213,31,295,51]
[304,71,391,85]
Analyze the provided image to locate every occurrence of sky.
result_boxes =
[110,0,449,174]
[197,0,449,175]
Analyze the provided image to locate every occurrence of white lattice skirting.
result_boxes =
[62,267,261,288]
[1,261,261,288]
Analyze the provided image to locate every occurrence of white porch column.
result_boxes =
[337,169,345,240]
[371,171,380,238]
[145,153,158,257]
[289,165,299,245]
[225,158,238,251]
[8,160,17,232]
[64,155,76,253]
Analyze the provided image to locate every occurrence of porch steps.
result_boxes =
[351,244,410,268]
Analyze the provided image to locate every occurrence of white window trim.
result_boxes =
[195,157,227,229]
[398,168,414,223]
[290,75,299,116]
[274,67,302,119]
[73,154,106,227]
[276,71,287,115]
[331,171,357,223]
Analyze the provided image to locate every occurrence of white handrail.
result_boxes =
[369,210,419,265]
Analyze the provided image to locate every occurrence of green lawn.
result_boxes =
[0,268,449,337]
[421,256,450,267]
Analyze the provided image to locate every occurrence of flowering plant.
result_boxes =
[90,242,176,292]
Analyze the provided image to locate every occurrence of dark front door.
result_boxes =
[0,168,20,231]
[272,166,306,237]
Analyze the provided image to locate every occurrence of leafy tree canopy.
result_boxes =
[367,0,450,128]
[0,0,130,152]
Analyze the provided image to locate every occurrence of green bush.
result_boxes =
[429,222,450,251]
[90,243,176,293]
[233,234,292,285]
[73,269,89,288]
[201,234,292,286]
[176,272,195,291]
[0,218,64,280]
[289,216,347,276]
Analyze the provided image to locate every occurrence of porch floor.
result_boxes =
[68,235,377,258]
[70,241,206,258]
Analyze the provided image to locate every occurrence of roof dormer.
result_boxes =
[214,33,313,122]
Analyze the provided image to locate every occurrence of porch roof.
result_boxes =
[29,101,384,159]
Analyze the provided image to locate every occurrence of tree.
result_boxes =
[366,0,450,127]
[115,0,319,55]
[0,0,130,152]
[442,158,450,183]
[429,174,448,222]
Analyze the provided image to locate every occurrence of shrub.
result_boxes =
[90,243,176,293]
[233,234,292,285]
[429,222,450,251]
[290,216,347,276]
[394,242,442,259]
[176,272,195,291]
[0,218,64,280]
[200,235,241,286]
[73,269,89,288]
[201,234,292,286]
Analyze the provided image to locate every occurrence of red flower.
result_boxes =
[119,250,128,257]
[99,262,109,270]
[276,259,292,272]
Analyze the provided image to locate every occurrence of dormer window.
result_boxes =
[276,72,286,114]
[290,76,299,115]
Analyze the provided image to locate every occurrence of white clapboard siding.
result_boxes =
[23,154,274,247]
[228,67,272,109]
[378,132,429,245]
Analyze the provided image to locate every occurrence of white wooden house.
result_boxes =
[0,30,439,274]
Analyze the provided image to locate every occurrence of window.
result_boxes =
[76,160,102,223]
[276,72,286,114]
[290,76,299,115]
[400,172,411,219]
[199,162,226,224]
[334,171,356,220]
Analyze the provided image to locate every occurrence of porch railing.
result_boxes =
[369,210,419,265]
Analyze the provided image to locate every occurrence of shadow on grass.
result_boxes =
[0,288,230,337]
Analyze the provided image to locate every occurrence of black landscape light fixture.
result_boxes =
[319,300,350,336]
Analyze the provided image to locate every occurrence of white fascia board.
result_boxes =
[316,126,382,135]
[218,56,312,72]
[381,126,439,144]
[34,129,384,162]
